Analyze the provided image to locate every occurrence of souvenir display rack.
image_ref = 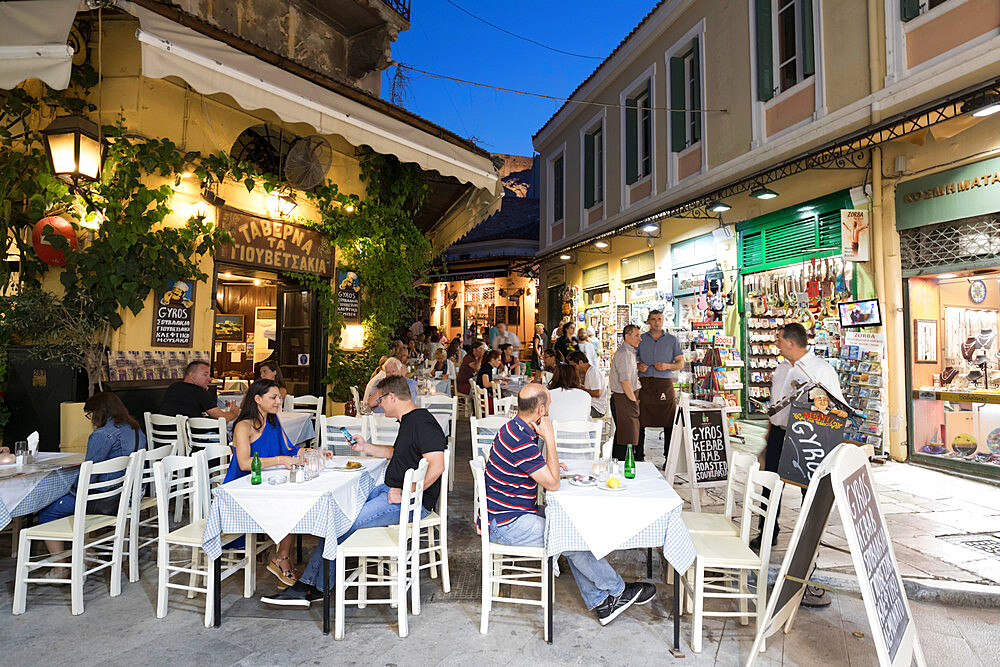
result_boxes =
[837,333,885,455]
[693,334,744,437]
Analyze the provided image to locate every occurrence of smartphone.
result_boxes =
[339,426,358,446]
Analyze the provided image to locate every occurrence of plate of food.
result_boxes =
[597,478,627,492]
[568,474,597,487]
[327,460,364,472]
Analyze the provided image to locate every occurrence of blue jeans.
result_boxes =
[38,493,76,523]
[299,484,429,591]
[489,512,625,610]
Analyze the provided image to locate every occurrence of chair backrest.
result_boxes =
[74,451,143,539]
[493,395,516,417]
[144,412,186,453]
[184,416,228,452]
[200,444,232,492]
[740,470,784,568]
[286,394,323,419]
[153,455,205,535]
[395,459,429,569]
[421,396,458,446]
[470,458,491,548]
[319,414,367,456]
[470,415,508,462]
[470,383,486,419]
[132,443,175,509]
[368,414,400,447]
[724,452,760,522]
[552,420,602,461]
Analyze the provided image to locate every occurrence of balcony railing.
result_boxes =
[381,0,410,21]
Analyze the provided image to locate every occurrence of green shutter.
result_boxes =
[755,0,773,102]
[625,97,638,184]
[900,0,920,21]
[691,37,702,143]
[801,0,815,77]
[670,56,686,153]
[584,132,595,209]
[641,83,652,171]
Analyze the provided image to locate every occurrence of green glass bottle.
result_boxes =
[250,451,262,485]
[624,444,636,479]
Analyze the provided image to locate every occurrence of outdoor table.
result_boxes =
[0,452,84,530]
[202,455,388,634]
[415,395,452,436]
[217,392,244,410]
[501,376,529,397]
[277,410,316,445]
[544,461,695,650]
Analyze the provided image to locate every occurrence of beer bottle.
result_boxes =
[250,451,262,485]
[624,444,636,479]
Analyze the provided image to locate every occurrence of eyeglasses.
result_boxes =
[375,393,389,406]
[84,411,93,420]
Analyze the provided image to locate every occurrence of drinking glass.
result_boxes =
[597,458,611,483]
[14,440,27,457]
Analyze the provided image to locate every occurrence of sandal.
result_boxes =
[267,556,299,589]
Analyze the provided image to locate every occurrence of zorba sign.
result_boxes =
[216,209,333,276]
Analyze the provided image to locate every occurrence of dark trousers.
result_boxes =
[757,424,804,537]
[609,393,640,460]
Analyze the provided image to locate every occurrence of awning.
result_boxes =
[0,0,78,90]
[123,2,500,195]
[425,266,512,283]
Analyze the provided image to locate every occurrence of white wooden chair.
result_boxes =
[418,448,450,592]
[184,416,228,453]
[493,395,516,416]
[681,469,784,653]
[682,452,760,537]
[470,415,507,462]
[349,385,362,411]
[127,443,175,582]
[335,459,428,640]
[420,395,458,490]
[13,452,143,616]
[367,414,400,447]
[144,412,186,453]
[319,415,367,456]
[470,383,486,419]
[470,459,549,639]
[551,420,603,461]
[284,395,324,447]
[200,444,232,492]
[153,453,255,628]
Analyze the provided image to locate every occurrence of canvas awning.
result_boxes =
[0,0,78,90]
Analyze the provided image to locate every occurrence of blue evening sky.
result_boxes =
[383,0,659,157]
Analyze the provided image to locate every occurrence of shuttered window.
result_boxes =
[670,38,701,153]
[552,156,564,224]
[624,81,651,184]
[583,124,603,209]
[756,0,815,101]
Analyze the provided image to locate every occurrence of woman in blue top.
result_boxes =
[38,392,146,556]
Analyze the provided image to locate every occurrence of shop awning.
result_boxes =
[0,0,78,90]
[424,266,511,283]
[124,2,500,196]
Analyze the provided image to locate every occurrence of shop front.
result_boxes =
[900,155,1000,479]
[669,233,726,330]
[427,271,537,348]
[582,263,613,365]
[621,250,666,327]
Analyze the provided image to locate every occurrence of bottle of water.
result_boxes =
[250,452,262,485]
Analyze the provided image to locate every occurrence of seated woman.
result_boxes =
[431,347,449,376]
[446,338,464,364]
[499,343,519,375]
[533,348,557,385]
[547,363,593,423]
[224,380,330,587]
[38,392,147,556]
[477,350,505,413]
[256,359,288,401]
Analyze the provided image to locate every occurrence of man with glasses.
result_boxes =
[363,357,417,413]
[263,375,446,606]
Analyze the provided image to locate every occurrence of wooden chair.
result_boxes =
[13,452,143,616]
[335,459,429,639]
[126,443,175,583]
[470,415,507,462]
[470,459,549,639]
[284,395,324,447]
[682,452,760,536]
[319,415,367,456]
[420,395,458,490]
[418,448,450,592]
[144,412,185,453]
[551,420,603,460]
[184,416,228,453]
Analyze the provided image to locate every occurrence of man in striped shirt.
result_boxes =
[483,383,655,626]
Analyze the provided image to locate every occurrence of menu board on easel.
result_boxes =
[664,394,731,511]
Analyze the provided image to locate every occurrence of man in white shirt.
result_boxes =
[569,350,608,418]
[364,358,417,411]
[491,322,522,352]
[577,328,600,368]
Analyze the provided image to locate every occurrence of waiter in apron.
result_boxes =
[636,310,684,462]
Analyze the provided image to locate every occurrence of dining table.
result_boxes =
[543,460,695,652]
[216,392,315,446]
[202,455,388,634]
[0,452,84,530]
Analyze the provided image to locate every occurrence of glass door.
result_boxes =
[276,284,322,397]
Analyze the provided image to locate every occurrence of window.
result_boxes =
[584,124,603,209]
[669,39,702,151]
[625,81,652,184]
[552,155,564,223]
[754,0,815,102]
[901,0,952,21]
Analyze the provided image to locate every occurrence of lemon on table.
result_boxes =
[606,478,619,489]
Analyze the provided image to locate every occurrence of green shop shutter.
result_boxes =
[584,132,595,209]
[900,0,920,21]
[801,0,815,77]
[669,55,685,152]
[625,97,638,184]
[755,0,773,102]
[582,263,610,290]
[641,82,652,169]
[691,38,702,143]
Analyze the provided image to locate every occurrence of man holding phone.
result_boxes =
[263,375,445,606]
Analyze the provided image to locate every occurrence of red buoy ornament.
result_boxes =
[32,215,77,266]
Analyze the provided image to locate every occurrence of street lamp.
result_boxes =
[749,184,779,200]
[41,115,105,184]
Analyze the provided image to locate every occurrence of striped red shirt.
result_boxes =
[484,415,546,526]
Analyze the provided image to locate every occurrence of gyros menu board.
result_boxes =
[690,408,728,484]
[779,398,848,488]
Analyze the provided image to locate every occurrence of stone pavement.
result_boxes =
[2,418,999,665]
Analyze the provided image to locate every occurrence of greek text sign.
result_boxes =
[216,209,333,276]
[152,280,195,347]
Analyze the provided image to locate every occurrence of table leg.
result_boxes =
[546,556,554,644]
[213,557,222,628]
[670,566,685,658]
[297,534,303,564]
[646,547,653,578]
[323,557,330,635]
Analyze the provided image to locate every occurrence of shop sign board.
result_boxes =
[336,269,360,325]
[895,154,1000,231]
[152,280,195,347]
[689,408,728,484]
[778,394,850,488]
[664,395,731,511]
[216,209,333,276]
[841,209,870,262]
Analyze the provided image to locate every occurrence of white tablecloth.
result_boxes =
[416,396,452,436]
[277,410,315,445]
[217,392,244,410]
[0,453,82,529]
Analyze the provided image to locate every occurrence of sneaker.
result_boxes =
[800,585,832,608]
[632,582,657,605]
[594,583,643,626]
[261,584,324,608]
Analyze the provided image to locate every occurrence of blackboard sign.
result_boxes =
[772,474,835,614]
[336,270,360,325]
[152,280,195,347]
[690,409,728,484]
[450,307,461,328]
[779,399,848,488]
[843,465,909,663]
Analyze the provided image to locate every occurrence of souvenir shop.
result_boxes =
[669,233,732,330]
[427,273,536,346]
[621,250,667,327]
[900,155,1000,478]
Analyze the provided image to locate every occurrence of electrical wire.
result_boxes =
[392,62,728,114]
[445,0,603,59]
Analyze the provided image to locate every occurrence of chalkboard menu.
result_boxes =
[772,474,835,614]
[336,269,360,325]
[779,399,848,487]
[843,465,909,663]
[152,280,195,347]
[690,408,728,484]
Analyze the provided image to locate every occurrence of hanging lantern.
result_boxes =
[41,115,105,184]
[32,216,78,266]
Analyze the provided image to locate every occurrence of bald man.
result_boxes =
[364,357,417,412]
[481,384,655,625]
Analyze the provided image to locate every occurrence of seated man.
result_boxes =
[484,383,654,625]
[568,350,608,419]
[160,360,239,420]
[363,357,416,413]
[263,375,446,606]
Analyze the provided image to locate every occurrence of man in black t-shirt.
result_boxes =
[160,360,240,421]
[263,375,446,607]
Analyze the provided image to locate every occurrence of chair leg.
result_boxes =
[71,537,85,616]
[188,548,200,599]
[411,548,421,617]
[156,543,169,618]
[128,509,140,583]
[542,556,550,643]
[492,558,501,597]
[691,561,704,654]
[738,570,749,624]
[12,532,30,615]
[439,526,451,594]
[480,552,491,635]
[389,561,398,609]
[358,557,368,609]
[334,556,346,640]
[397,555,409,638]
[426,528,438,579]
[111,524,125,598]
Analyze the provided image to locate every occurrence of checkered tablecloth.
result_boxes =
[0,468,78,530]
[202,461,386,561]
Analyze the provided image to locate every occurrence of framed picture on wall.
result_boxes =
[450,307,461,328]
[494,305,506,325]
[914,319,937,363]
[507,306,520,326]
[214,314,245,342]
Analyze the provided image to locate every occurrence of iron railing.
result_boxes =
[381,0,410,21]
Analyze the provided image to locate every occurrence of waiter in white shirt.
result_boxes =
[490,322,522,352]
